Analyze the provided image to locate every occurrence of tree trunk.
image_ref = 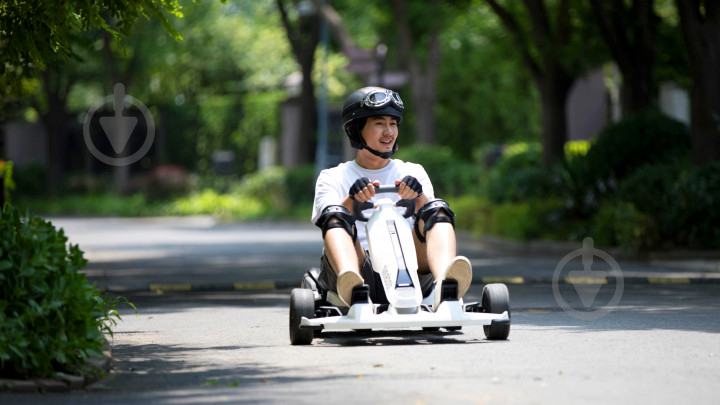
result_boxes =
[392,0,442,145]
[537,68,573,166]
[484,0,577,166]
[410,70,437,144]
[276,0,319,168]
[102,32,132,195]
[407,31,441,145]
[40,70,69,195]
[620,62,654,116]
[589,0,657,117]
[676,0,720,165]
[298,53,317,166]
[689,62,720,165]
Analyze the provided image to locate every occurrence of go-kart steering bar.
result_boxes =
[353,185,415,222]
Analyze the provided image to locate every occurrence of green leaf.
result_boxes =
[0,260,12,270]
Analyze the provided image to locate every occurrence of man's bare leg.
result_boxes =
[323,219,365,305]
[414,218,456,276]
[415,217,472,307]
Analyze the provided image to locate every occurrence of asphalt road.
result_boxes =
[2,217,718,404]
[3,285,718,405]
[42,217,720,292]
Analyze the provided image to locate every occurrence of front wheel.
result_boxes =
[290,288,315,345]
[482,283,511,340]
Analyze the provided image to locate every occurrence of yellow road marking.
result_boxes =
[149,283,192,292]
[233,281,277,290]
[647,277,690,284]
[564,277,607,285]
[482,277,525,284]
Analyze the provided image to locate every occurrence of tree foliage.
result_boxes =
[0,0,187,99]
[2,0,717,197]
[437,2,540,157]
[483,0,606,165]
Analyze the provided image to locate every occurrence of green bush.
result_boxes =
[479,142,561,203]
[617,161,687,240]
[449,194,568,241]
[446,195,492,235]
[491,142,542,170]
[284,164,316,206]
[588,200,653,252]
[235,167,290,212]
[558,111,688,221]
[614,160,720,250]
[586,110,690,184]
[394,144,477,197]
[169,165,316,220]
[10,162,47,198]
[485,198,567,241]
[133,164,194,202]
[61,172,111,195]
[671,162,720,249]
[484,165,559,204]
[16,193,163,217]
[168,189,265,219]
[0,205,125,378]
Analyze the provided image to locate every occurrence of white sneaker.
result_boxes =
[433,256,472,310]
[337,270,364,306]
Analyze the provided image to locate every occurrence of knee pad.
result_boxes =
[414,199,455,243]
[315,205,357,242]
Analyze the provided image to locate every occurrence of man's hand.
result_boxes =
[349,177,380,202]
[395,175,423,200]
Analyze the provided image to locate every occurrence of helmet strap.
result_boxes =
[360,140,398,159]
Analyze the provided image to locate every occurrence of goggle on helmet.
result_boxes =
[360,88,404,111]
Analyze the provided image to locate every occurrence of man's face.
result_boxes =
[360,115,398,154]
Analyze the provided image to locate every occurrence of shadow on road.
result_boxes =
[313,329,501,347]
[504,284,720,334]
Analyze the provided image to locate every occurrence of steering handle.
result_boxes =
[353,185,415,222]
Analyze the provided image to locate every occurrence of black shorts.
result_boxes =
[319,251,435,304]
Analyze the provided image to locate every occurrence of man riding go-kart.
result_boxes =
[289,87,510,344]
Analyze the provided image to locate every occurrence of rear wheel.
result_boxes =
[290,288,315,345]
[482,283,511,340]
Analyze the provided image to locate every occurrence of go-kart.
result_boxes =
[289,185,510,345]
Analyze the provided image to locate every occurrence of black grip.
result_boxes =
[395,199,415,218]
[375,185,400,194]
[353,201,375,222]
[352,185,415,222]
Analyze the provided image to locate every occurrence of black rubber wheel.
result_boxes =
[290,288,315,345]
[482,283,511,340]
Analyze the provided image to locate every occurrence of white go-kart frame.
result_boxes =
[289,185,510,345]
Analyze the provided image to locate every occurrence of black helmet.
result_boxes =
[341,86,404,157]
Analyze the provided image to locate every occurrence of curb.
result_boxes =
[0,341,112,394]
[480,276,716,285]
[101,275,720,294]
[472,234,720,262]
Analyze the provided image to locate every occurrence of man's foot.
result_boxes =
[433,256,472,310]
[337,270,364,306]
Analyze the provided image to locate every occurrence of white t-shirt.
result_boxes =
[312,159,435,249]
